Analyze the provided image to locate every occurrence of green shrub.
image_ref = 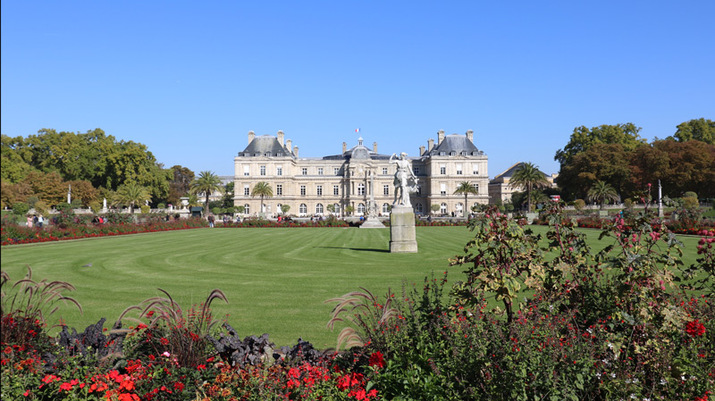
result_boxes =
[12,202,29,216]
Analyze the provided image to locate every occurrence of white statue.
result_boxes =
[390,152,419,207]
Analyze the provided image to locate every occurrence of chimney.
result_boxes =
[466,129,474,142]
[419,145,425,155]
[343,142,347,153]
[428,138,434,152]
[373,142,378,153]
[437,130,445,145]
[293,146,299,158]
[277,130,284,146]
[286,139,292,153]
[248,130,256,144]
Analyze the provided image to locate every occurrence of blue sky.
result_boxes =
[2,1,713,178]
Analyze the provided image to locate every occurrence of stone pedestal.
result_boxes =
[361,216,385,228]
[389,205,418,253]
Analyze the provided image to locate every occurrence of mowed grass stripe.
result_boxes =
[0,227,474,348]
[1,225,701,348]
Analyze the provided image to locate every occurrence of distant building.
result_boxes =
[233,130,489,216]
[488,162,557,204]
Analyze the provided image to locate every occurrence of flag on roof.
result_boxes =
[355,128,360,133]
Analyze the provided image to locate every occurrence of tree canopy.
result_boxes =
[1,129,182,208]
[453,182,479,218]
[673,118,715,144]
[554,123,647,166]
[191,171,223,214]
[510,162,549,212]
[555,120,715,200]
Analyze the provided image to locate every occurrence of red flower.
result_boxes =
[368,352,386,369]
[160,337,169,346]
[686,319,706,337]
[173,382,185,392]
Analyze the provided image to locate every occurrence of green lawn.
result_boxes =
[0,225,703,348]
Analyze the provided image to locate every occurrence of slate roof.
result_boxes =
[238,135,293,157]
[424,134,484,156]
[491,162,549,182]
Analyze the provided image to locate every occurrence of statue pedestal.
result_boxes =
[389,205,418,253]
[361,216,385,228]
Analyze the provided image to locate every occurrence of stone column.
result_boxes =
[389,205,418,252]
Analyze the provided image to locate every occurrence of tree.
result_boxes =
[555,123,647,167]
[65,180,99,207]
[191,171,223,215]
[116,182,152,214]
[556,144,632,200]
[587,181,619,209]
[167,165,195,206]
[251,182,273,214]
[281,204,291,214]
[453,182,479,218]
[430,204,441,214]
[510,162,549,212]
[674,118,715,144]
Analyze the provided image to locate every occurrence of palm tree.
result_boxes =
[510,162,549,212]
[251,182,273,214]
[453,181,479,218]
[115,182,151,215]
[587,181,619,209]
[191,171,223,215]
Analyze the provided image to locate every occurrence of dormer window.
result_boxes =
[450,151,456,156]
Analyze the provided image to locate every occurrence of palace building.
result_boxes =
[233,130,489,217]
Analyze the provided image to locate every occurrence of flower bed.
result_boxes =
[1,218,209,246]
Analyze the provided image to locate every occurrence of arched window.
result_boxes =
[456,202,463,212]
[276,203,282,214]
[244,204,250,214]
[382,203,390,214]
[357,203,366,215]
[316,203,324,215]
[415,203,423,214]
[440,203,447,215]
[334,203,340,214]
[299,203,307,215]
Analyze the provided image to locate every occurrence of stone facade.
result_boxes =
[233,130,489,217]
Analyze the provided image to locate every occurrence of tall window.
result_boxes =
[244,204,250,214]
[440,183,447,196]
[413,167,420,175]
[317,167,324,175]
[316,203,324,214]
[260,166,266,176]
[382,203,390,214]
[243,165,250,176]
[316,185,323,196]
[382,167,388,175]
[333,185,340,195]
[299,203,307,214]
[440,164,446,175]
[383,185,389,195]
[357,183,365,195]
[472,164,478,175]
[276,184,283,196]
[357,203,365,214]
[276,166,283,176]
[456,164,463,175]
[334,167,341,175]
[415,203,423,214]
[302,167,308,176]
[300,185,306,196]
[440,203,447,214]
[472,184,479,193]
[244,185,250,196]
